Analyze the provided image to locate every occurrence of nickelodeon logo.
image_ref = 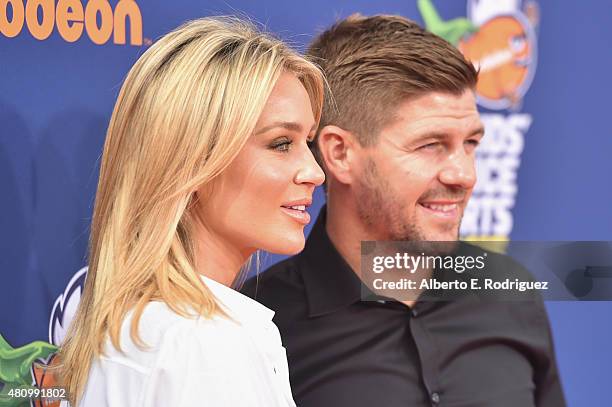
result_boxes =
[0,0,142,45]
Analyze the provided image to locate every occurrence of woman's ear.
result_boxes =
[317,125,361,186]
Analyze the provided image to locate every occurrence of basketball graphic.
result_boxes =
[419,0,539,110]
[459,13,536,109]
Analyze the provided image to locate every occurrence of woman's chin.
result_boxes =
[264,234,306,256]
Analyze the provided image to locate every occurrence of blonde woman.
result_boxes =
[58,17,325,406]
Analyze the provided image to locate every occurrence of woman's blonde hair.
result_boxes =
[59,16,324,405]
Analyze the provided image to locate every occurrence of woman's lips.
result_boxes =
[280,206,311,225]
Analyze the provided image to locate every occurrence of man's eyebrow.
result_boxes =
[410,126,485,143]
[254,121,317,135]
[470,126,486,137]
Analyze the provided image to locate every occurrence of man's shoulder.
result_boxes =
[460,242,533,280]
[241,255,307,310]
[471,245,535,281]
[459,242,547,306]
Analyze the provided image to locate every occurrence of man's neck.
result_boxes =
[325,195,365,278]
[325,194,428,308]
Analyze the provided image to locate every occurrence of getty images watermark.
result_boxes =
[360,241,612,302]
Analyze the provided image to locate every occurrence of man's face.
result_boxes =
[354,90,484,241]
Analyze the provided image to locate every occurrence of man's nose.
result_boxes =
[438,150,477,189]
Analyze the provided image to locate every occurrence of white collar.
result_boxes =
[201,275,275,324]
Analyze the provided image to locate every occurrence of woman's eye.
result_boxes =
[270,139,292,152]
[466,139,480,147]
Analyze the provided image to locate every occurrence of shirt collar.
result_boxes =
[298,205,364,317]
[201,275,276,324]
[297,207,481,316]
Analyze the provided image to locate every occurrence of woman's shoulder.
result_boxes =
[99,277,280,374]
[82,301,263,406]
[101,301,242,372]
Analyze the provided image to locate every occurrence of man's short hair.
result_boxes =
[307,13,478,152]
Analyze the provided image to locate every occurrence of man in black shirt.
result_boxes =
[242,14,565,407]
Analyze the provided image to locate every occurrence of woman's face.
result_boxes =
[197,72,325,256]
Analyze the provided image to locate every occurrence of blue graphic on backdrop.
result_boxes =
[2,1,612,406]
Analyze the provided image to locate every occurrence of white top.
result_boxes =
[74,276,296,407]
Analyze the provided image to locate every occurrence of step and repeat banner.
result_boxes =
[2,0,611,405]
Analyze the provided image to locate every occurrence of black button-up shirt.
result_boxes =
[242,207,566,407]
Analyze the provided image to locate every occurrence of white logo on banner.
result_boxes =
[49,266,88,346]
[461,113,532,237]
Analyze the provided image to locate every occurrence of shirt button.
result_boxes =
[411,308,419,317]
[431,392,440,404]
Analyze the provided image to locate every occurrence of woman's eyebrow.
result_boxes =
[255,121,316,135]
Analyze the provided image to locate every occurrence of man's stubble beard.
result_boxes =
[354,157,463,242]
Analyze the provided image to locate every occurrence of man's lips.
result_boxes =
[418,201,462,219]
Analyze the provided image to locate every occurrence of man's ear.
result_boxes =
[317,125,361,186]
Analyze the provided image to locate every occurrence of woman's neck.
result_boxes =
[192,222,254,287]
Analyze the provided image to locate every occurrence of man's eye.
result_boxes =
[419,142,440,150]
[466,139,480,147]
